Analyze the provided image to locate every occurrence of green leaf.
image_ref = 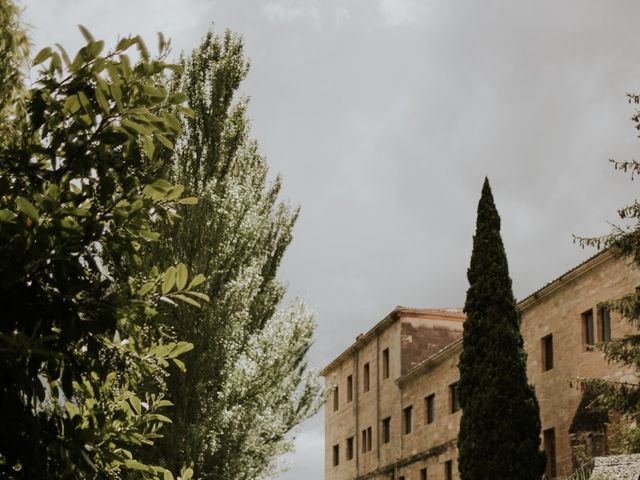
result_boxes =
[33,47,52,66]
[95,86,110,114]
[16,197,40,222]
[187,274,206,289]
[172,294,200,308]
[78,25,95,43]
[63,95,81,115]
[142,135,155,160]
[121,118,151,135]
[164,470,175,480]
[0,209,17,222]
[155,133,174,150]
[177,197,198,205]
[172,358,186,373]
[184,291,210,303]
[162,266,176,294]
[176,263,188,290]
[180,467,194,480]
[138,281,155,296]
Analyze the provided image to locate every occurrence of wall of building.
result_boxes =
[324,251,640,480]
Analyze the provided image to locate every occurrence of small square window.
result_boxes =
[332,444,340,466]
[542,334,553,371]
[450,383,460,414]
[403,405,413,434]
[382,417,391,444]
[425,393,435,424]
[583,309,595,347]
[382,348,390,379]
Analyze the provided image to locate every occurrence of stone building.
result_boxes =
[322,250,640,480]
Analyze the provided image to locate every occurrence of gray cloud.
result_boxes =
[22,1,640,478]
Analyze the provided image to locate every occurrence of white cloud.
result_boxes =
[378,0,428,25]
[263,0,321,23]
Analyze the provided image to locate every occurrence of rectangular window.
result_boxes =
[420,468,428,480]
[425,393,435,424]
[332,444,340,466]
[347,375,353,402]
[450,383,460,414]
[399,477,405,480]
[404,405,413,434]
[445,460,453,480]
[542,334,554,371]
[346,436,354,460]
[382,417,391,444]
[382,348,390,379]
[583,309,595,346]
[362,427,372,453]
[333,385,339,412]
[363,363,370,392]
[544,428,557,478]
[599,306,611,343]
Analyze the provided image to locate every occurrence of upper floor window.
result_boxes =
[403,405,413,434]
[382,417,391,444]
[363,363,370,392]
[382,348,390,379]
[598,306,611,343]
[346,436,354,460]
[346,374,353,402]
[420,468,428,480]
[332,444,340,466]
[425,393,435,424]
[542,334,553,371]
[450,382,460,414]
[583,309,595,347]
[333,385,339,412]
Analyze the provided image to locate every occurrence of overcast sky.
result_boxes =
[22,1,640,478]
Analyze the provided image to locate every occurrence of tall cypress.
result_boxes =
[458,178,545,480]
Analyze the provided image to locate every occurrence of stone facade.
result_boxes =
[322,250,640,480]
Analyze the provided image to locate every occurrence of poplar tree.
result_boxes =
[152,30,322,479]
[457,178,545,480]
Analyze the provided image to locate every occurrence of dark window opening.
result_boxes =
[404,405,413,434]
[544,428,557,478]
[363,363,370,392]
[444,460,453,480]
[599,306,611,343]
[382,348,390,379]
[425,393,435,424]
[542,334,554,371]
[332,444,339,466]
[382,417,391,444]
[346,436,354,460]
[420,468,428,480]
[333,385,339,412]
[450,383,460,414]
[583,309,595,347]
[347,375,353,402]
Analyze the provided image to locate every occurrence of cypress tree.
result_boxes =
[458,178,546,480]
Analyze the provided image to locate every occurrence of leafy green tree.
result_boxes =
[0,12,202,479]
[577,93,640,453]
[457,178,545,480]
[150,30,323,479]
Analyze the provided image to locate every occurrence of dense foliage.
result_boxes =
[577,93,640,453]
[0,4,203,478]
[457,178,545,480]
[150,30,323,480]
